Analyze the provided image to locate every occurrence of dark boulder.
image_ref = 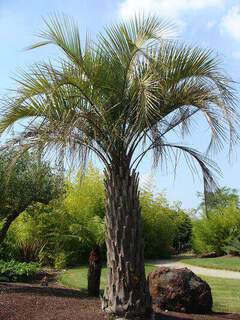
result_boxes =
[148,267,212,314]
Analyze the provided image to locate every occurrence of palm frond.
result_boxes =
[0,14,238,188]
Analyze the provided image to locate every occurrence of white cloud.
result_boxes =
[118,0,226,20]
[221,5,240,40]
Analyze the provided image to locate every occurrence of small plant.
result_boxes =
[17,239,45,263]
[0,259,40,281]
[223,234,240,256]
[54,252,68,269]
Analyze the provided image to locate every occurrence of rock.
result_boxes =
[200,252,219,258]
[148,267,212,314]
[0,276,10,282]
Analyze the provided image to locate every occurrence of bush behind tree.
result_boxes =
[192,203,240,255]
[3,166,192,265]
[0,150,63,245]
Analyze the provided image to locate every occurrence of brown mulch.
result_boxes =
[0,282,240,320]
[0,282,105,320]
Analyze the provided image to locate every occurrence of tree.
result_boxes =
[141,189,176,259]
[171,210,192,253]
[0,15,238,318]
[3,165,105,266]
[192,203,240,255]
[0,150,62,244]
[198,187,239,217]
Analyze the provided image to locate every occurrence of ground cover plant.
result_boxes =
[0,259,39,282]
[0,14,238,318]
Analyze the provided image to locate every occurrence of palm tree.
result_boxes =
[0,15,238,318]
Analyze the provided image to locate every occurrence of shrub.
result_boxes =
[192,204,240,255]
[4,166,192,264]
[141,190,176,258]
[6,165,106,266]
[17,239,45,263]
[54,252,68,269]
[167,208,192,253]
[0,259,39,281]
[0,226,20,261]
[223,234,240,256]
[0,150,63,247]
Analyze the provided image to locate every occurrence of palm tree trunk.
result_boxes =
[88,246,102,297]
[102,165,151,319]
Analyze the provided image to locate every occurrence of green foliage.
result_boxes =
[0,259,39,281]
[54,252,68,269]
[223,234,240,256]
[64,165,105,247]
[0,150,63,218]
[6,165,105,266]
[192,203,240,254]
[0,14,237,201]
[0,227,20,260]
[198,187,239,216]
[141,190,176,258]
[0,149,64,255]
[0,18,238,316]
[4,166,192,264]
[140,183,192,258]
[17,239,45,263]
[169,208,192,253]
[16,202,72,265]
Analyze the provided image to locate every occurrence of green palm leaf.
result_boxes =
[0,14,238,191]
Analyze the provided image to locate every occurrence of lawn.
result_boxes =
[200,275,240,313]
[181,256,240,272]
[58,264,240,314]
[58,264,154,292]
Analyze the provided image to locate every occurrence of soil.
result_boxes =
[0,277,239,320]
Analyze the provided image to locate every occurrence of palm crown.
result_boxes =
[0,14,238,192]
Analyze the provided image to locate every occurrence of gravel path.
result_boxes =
[153,260,240,279]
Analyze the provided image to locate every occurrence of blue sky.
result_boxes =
[0,0,239,209]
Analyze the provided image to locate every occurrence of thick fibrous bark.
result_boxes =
[88,246,102,297]
[102,166,151,318]
[0,210,22,244]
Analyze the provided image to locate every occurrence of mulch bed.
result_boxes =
[0,281,239,320]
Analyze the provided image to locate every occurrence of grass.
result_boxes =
[201,275,240,313]
[58,264,240,314]
[58,264,154,292]
[181,256,240,272]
